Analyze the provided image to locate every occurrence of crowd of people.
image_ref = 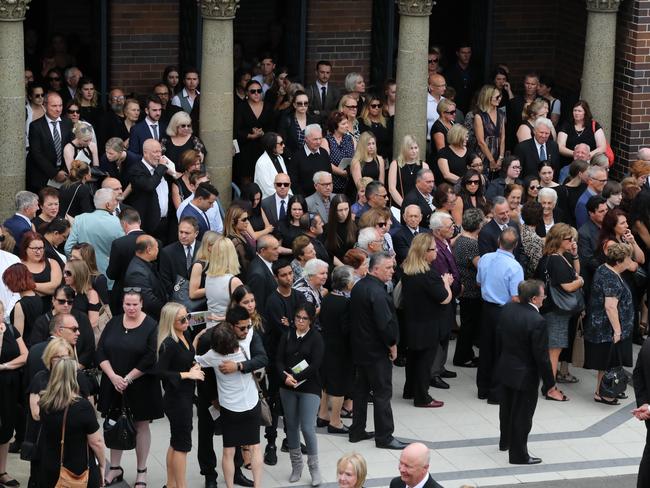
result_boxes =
[7,41,650,488]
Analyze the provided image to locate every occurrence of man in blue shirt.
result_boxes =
[574,165,607,228]
[476,228,524,404]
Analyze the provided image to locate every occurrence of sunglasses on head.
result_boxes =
[248,88,263,94]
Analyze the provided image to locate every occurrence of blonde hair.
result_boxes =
[67,159,90,184]
[157,302,187,353]
[223,204,248,239]
[523,99,546,121]
[476,84,499,112]
[72,121,93,141]
[437,98,455,116]
[543,223,574,255]
[336,453,368,488]
[338,94,356,113]
[166,110,192,137]
[65,259,93,294]
[39,357,80,413]
[351,132,377,172]
[42,338,75,371]
[447,124,468,147]
[402,233,434,275]
[195,231,220,262]
[206,237,240,277]
[397,134,420,167]
[358,177,373,193]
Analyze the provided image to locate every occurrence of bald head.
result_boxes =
[44,92,63,120]
[101,177,124,200]
[428,74,446,98]
[398,443,430,486]
[638,147,650,162]
[135,234,158,261]
[142,139,162,166]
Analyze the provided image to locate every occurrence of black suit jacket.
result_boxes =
[389,474,443,488]
[514,138,561,178]
[27,116,73,192]
[402,189,434,229]
[496,302,554,393]
[633,338,650,411]
[123,255,167,320]
[291,148,331,197]
[304,82,341,124]
[535,207,567,238]
[393,225,428,264]
[246,255,277,314]
[478,219,520,256]
[125,161,169,234]
[578,219,600,297]
[159,240,199,296]
[277,111,319,157]
[129,119,168,156]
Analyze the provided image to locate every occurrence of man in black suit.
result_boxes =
[179,182,219,240]
[304,60,341,126]
[349,252,407,450]
[123,235,167,320]
[27,92,73,192]
[496,279,556,465]
[125,139,174,241]
[153,82,182,126]
[401,169,436,229]
[292,124,331,197]
[260,173,291,228]
[106,208,144,314]
[394,205,427,265]
[478,197,520,256]
[159,216,200,298]
[633,332,650,486]
[389,442,442,488]
[246,235,280,314]
[129,95,167,156]
[514,117,560,178]
[506,72,539,150]
[577,195,607,298]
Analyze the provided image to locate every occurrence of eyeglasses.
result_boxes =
[248,89,263,94]
[466,180,480,185]
[123,287,142,293]
[239,217,249,222]
[154,92,168,97]
[428,248,437,252]
[179,124,192,128]
[33,93,44,98]
[370,103,382,109]
[67,109,80,114]
[444,110,456,114]
[55,298,75,305]
[28,246,44,251]
[375,193,389,199]
[592,178,608,183]
[235,324,251,331]
[377,222,387,228]
[529,185,541,190]
[318,181,333,187]
[344,105,358,110]
[563,237,575,242]
[275,182,290,187]
[178,314,191,324]
[295,101,308,107]
[61,326,80,333]
[428,58,439,64]
[49,76,61,81]
[295,315,310,322]
[110,96,125,101]
[63,270,72,277]
[493,94,503,100]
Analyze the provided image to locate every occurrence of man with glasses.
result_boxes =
[514,117,560,178]
[305,60,341,124]
[402,169,436,229]
[261,173,291,228]
[306,171,337,224]
[359,181,401,232]
[293,124,332,196]
[574,166,608,228]
[100,87,127,148]
[3,191,38,251]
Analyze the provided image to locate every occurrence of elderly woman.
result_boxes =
[504,183,524,223]
[253,131,288,198]
[75,77,103,129]
[359,207,394,255]
[388,135,429,207]
[291,235,317,283]
[585,243,635,405]
[537,187,565,237]
[321,111,356,195]
[63,121,99,171]
[336,453,367,488]
[358,95,392,159]
[293,258,329,314]
[161,111,206,173]
[437,124,470,184]
[33,187,60,231]
[344,72,366,114]
[520,201,545,278]
[350,132,385,190]
[433,183,462,230]
[318,265,355,433]
[474,84,505,179]
[485,155,522,201]
[452,208,484,368]
[342,248,369,284]
[534,223,584,401]
[338,94,361,142]
[401,233,453,407]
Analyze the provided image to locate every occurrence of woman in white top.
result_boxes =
[205,237,243,327]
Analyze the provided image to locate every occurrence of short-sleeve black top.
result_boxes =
[535,254,576,313]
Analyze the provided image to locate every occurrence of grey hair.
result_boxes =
[256,235,278,252]
[166,110,192,137]
[331,265,355,291]
[492,196,507,206]
[304,124,322,139]
[344,72,362,93]
[590,153,609,169]
[72,121,93,139]
[637,147,650,161]
[64,66,81,79]
[587,165,607,179]
[93,188,115,209]
[15,191,38,212]
[105,137,125,152]
[533,117,553,131]
[368,251,393,271]
[462,208,485,232]
[429,211,452,232]
[312,171,330,185]
[357,227,379,251]
[416,168,433,181]
[304,258,328,277]
[537,187,558,204]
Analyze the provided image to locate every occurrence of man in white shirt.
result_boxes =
[171,68,200,113]
[261,173,292,228]
[254,132,288,198]
[426,74,446,142]
[252,56,276,96]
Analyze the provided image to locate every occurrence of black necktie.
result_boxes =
[279,200,286,220]
[51,121,62,167]
[321,86,326,109]
[202,211,210,230]
[271,155,284,174]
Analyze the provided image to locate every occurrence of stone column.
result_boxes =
[393,0,433,160]
[0,0,30,218]
[199,0,239,206]
[580,0,621,140]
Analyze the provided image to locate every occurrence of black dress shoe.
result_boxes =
[430,376,450,389]
[327,424,349,434]
[440,369,457,379]
[402,391,414,400]
[7,442,21,454]
[376,438,408,450]
[263,445,277,466]
[205,475,218,488]
[487,397,500,405]
[478,392,488,400]
[316,417,330,428]
[499,445,508,452]
[349,431,374,443]
[234,469,254,487]
[510,456,542,465]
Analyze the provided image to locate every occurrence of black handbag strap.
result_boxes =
[59,405,69,466]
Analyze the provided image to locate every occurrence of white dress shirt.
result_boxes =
[275,193,289,219]
[142,159,169,218]
[426,94,443,140]
[177,193,224,234]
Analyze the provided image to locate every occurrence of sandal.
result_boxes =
[104,466,124,487]
[134,467,147,488]
[556,373,579,384]
[594,395,619,406]
[545,390,569,402]
[0,473,19,487]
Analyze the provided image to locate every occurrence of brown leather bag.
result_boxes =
[55,405,89,488]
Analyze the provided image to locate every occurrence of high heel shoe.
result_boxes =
[135,468,147,488]
[104,466,124,487]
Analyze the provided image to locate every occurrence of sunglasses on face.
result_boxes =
[33,93,44,98]
[61,326,80,333]
[530,185,541,190]
[248,89,263,94]
[178,314,191,324]
[179,124,192,128]
[64,270,72,277]
[55,298,75,305]
[467,180,480,185]
[295,101,308,107]
[239,217,249,222]
[275,182,290,187]
[235,324,251,331]
[377,222,387,228]
[428,58,439,64]
[444,110,456,115]
[49,77,61,81]
[67,109,80,114]
[276,141,285,146]
[344,105,357,110]
[370,103,382,109]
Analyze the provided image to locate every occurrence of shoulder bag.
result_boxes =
[571,315,585,368]
[94,298,112,346]
[103,394,137,450]
[599,342,629,398]
[242,349,272,427]
[544,255,584,316]
[63,183,82,224]
[172,274,208,312]
[54,405,89,488]
[592,120,614,166]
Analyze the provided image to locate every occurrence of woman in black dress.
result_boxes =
[429,98,457,181]
[171,149,202,211]
[350,131,385,191]
[456,170,489,218]
[234,79,275,186]
[20,231,63,311]
[0,301,28,488]
[324,195,357,263]
[358,95,393,159]
[75,77,104,130]
[388,134,429,208]
[58,159,94,218]
[400,233,453,407]
[37,358,106,488]
[317,265,354,434]
[33,187,61,232]
[63,260,101,333]
[276,195,308,250]
[437,124,470,184]
[156,302,205,488]
[2,263,43,345]
[238,183,274,238]
[97,290,163,488]
[161,111,207,173]
[557,100,608,165]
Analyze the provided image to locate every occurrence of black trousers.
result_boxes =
[350,358,395,444]
[499,384,538,463]
[454,297,481,365]
[638,425,650,488]
[404,346,437,405]
[262,367,283,445]
[477,301,503,401]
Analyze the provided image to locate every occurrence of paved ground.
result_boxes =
[6,340,646,487]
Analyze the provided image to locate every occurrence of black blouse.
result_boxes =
[276,327,324,396]
[157,332,196,396]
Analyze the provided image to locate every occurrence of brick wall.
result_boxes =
[109,0,179,95]
[304,0,373,87]
[611,0,650,176]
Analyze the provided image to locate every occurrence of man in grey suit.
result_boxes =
[260,173,292,228]
[306,171,336,224]
[304,60,341,125]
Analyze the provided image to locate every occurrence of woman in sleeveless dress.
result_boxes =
[473,85,505,181]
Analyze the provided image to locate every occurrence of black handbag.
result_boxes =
[172,275,207,313]
[545,256,585,316]
[634,265,648,289]
[103,395,137,450]
[599,343,629,398]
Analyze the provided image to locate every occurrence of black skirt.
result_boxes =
[220,401,260,448]
[584,338,633,371]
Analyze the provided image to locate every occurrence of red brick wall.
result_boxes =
[109,0,179,94]
[611,0,650,176]
[304,0,372,87]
